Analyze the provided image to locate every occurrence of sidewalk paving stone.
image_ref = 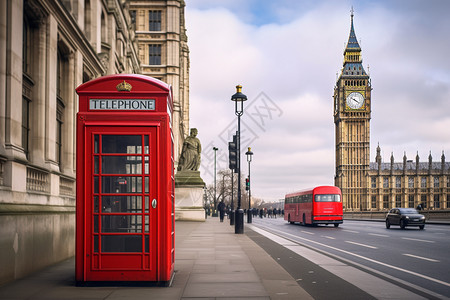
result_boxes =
[0,218,313,300]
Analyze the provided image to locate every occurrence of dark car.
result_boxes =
[385,208,425,230]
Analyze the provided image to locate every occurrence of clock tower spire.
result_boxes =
[334,10,372,211]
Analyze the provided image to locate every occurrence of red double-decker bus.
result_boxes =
[284,186,343,227]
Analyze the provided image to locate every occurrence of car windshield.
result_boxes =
[398,208,419,214]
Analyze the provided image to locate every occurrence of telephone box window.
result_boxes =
[102,135,142,153]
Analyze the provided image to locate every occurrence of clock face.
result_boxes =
[346,92,365,109]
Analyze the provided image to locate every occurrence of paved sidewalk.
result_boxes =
[0,218,312,299]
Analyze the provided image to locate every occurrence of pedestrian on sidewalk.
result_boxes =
[218,200,225,222]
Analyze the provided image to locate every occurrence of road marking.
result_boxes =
[345,241,378,249]
[301,231,314,235]
[368,233,389,237]
[401,237,434,243]
[343,230,359,233]
[403,254,440,262]
[322,236,336,240]
[250,224,450,288]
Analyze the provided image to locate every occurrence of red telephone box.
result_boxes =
[75,74,174,285]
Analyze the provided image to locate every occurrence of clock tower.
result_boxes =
[334,11,372,210]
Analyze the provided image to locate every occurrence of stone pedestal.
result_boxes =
[175,171,205,221]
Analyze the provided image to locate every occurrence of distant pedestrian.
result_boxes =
[218,201,225,222]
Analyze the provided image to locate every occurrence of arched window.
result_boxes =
[101,10,107,43]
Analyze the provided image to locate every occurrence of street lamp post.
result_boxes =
[246,147,253,223]
[213,146,218,216]
[231,85,247,234]
[230,169,235,225]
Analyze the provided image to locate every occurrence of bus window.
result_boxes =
[315,194,341,202]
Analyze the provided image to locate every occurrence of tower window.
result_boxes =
[148,44,161,65]
[149,10,161,31]
[434,195,440,208]
[434,176,439,188]
[408,177,414,188]
[371,195,377,208]
[383,177,389,188]
[421,177,427,188]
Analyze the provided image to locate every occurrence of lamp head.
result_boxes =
[231,85,248,115]
[246,147,253,162]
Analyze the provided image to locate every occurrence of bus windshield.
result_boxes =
[315,194,341,202]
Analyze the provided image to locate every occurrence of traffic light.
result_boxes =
[228,134,237,171]
[245,177,250,191]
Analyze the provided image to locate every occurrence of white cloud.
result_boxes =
[186,1,450,202]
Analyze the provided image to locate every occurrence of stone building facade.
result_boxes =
[334,12,450,211]
[129,0,190,166]
[0,0,140,285]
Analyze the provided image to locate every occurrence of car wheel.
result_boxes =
[385,219,390,229]
[400,219,406,229]
[334,223,339,228]
[419,225,425,230]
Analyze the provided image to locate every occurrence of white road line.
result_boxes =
[403,254,440,262]
[368,233,389,237]
[301,231,314,235]
[343,230,359,233]
[250,224,450,288]
[322,236,336,240]
[401,237,435,243]
[345,240,378,249]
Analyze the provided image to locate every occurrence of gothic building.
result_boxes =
[129,0,190,166]
[0,0,189,285]
[334,12,450,211]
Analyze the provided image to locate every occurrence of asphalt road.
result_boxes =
[248,217,450,299]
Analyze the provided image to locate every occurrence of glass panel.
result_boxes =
[102,156,142,174]
[94,156,99,174]
[145,215,149,233]
[145,196,149,213]
[101,215,142,233]
[94,235,98,252]
[101,176,142,193]
[102,196,142,213]
[94,135,99,153]
[101,235,142,252]
[145,177,149,193]
[145,235,149,253]
[144,156,149,174]
[94,176,99,193]
[94,216,98,233]
[94,196,99,213]
[102,135,142,154]
[144,135,149,154]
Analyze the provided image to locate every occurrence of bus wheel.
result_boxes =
[288,215,294,224]
[334,223,339,228]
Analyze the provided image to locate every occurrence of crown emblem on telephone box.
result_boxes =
[116,80,132,92]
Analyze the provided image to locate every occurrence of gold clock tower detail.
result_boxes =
[334,11,372,210]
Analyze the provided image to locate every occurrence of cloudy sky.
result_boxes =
[185,0,450,202]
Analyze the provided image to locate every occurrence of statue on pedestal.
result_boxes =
[177,128,201,171]
[175,128,205,221]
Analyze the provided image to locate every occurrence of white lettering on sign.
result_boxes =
[89,99,156,110]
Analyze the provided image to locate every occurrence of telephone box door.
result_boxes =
[85,126,158,281]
